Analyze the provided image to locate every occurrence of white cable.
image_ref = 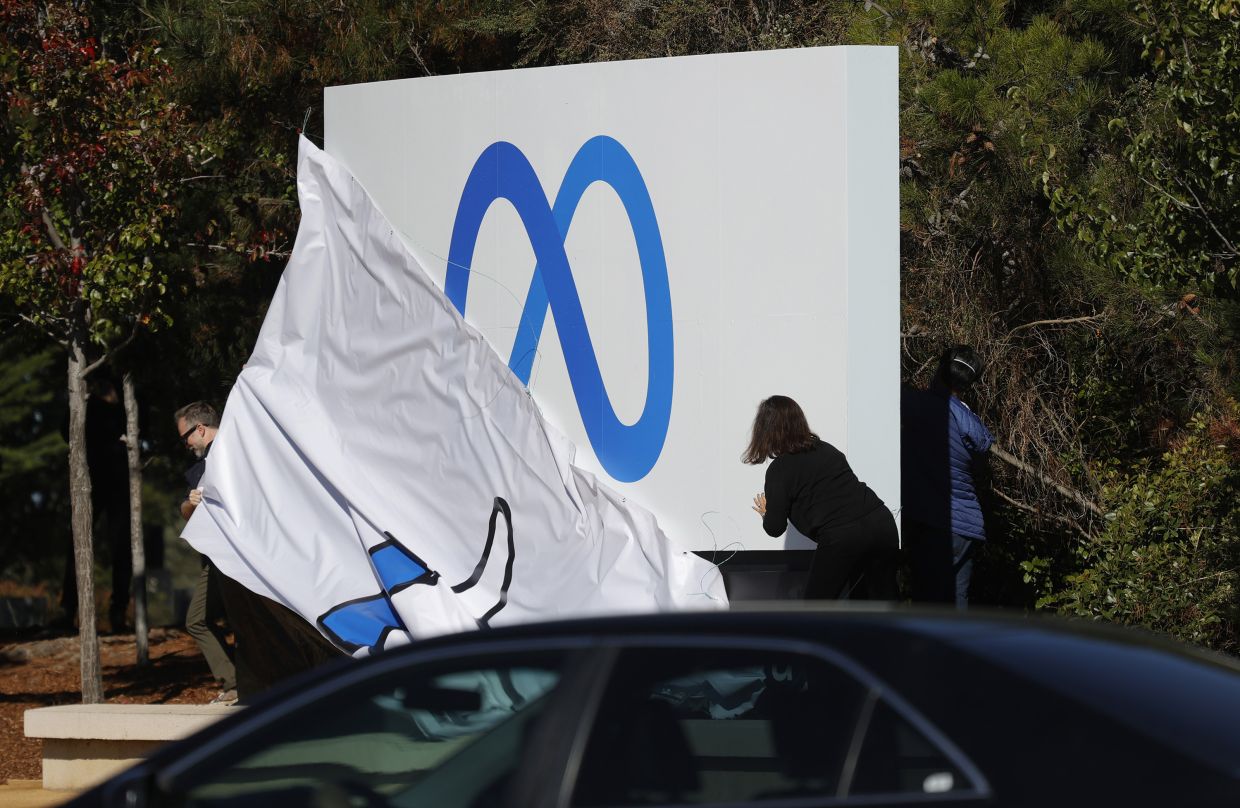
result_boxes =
[686,510,746,601]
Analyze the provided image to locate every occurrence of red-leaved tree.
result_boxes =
[1,0,213,701]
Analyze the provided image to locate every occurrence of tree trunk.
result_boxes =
[67,340,103,703]
[123,372,148,666]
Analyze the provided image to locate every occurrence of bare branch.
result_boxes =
[993,487,1095,542]
[1135,170,1192,210]
[1007,314,1104,335]
[863,0,894,19]
[41,209,68,251]
[405,31,435,77]
[991,445,1106,517]
[1176,177,1238,257]
[8,312,70,347]
[79,324,140,379]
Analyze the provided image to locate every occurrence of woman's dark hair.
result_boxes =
[934,346,983,393]
[742,395,817,464]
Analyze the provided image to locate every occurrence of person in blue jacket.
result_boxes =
[901,346,994,606]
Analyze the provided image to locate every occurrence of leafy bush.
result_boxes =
[1043,407,1240,652]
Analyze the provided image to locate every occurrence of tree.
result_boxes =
[84,1,511,412]
[847,1,1240,641]
[0,0,210,701]
[1043,408,1240,651]
[464,0,858,65]
[1050,0,1240,296]
[121,370,147,665]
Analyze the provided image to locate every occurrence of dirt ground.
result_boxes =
[0,628,217,783]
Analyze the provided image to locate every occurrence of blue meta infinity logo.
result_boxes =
[445,136,673,483]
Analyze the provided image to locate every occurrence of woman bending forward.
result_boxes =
[744,395,898,600]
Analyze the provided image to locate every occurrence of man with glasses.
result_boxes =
[172,402,343,703]
[174,401,237,704]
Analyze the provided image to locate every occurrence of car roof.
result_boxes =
[406,603,1240,671]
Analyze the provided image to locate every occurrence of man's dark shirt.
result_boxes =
[185,440,212,490]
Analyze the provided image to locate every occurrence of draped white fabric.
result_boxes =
[181,137,726,655]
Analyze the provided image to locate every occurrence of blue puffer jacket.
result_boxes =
[902,387,994,540]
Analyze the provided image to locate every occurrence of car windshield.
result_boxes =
[175,663,562,808]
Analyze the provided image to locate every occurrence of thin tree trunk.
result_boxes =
[67,340,103,703]
[123,372,148,666]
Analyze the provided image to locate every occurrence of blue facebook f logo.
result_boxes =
[317,498,516,654]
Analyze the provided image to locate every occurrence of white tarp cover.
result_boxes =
[181,136,727,655]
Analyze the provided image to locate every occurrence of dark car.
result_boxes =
[71,606,1240,808]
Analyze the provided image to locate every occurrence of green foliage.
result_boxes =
[465,0,858,65]
[848,1,1240,652]
[133,1,510,395]
[0,0,210,345]
[1043,408,1240,651]
[1056,271,1231,461]
[903,0,1006,53]
[1049,0,1240,296]
[145,0,505,256]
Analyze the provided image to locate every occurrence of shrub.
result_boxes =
[1044,407,1240,652]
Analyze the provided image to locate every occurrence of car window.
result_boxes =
[849,699,968,797]
[571,646,977,807]
[169,653,565,808]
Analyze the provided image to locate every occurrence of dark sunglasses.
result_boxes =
[180,423,200,443]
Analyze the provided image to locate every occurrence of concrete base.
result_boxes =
[25,704,238,791]
[0,779,77,808]
[40,738,165,792]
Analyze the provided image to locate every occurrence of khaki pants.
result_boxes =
[185,562,236,691]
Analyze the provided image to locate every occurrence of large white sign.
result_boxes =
[325,46,898,552]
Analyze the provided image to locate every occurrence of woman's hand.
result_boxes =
[752,492,767,516]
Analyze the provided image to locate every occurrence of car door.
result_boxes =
[129,639,605,808]
[563,637,991,808]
